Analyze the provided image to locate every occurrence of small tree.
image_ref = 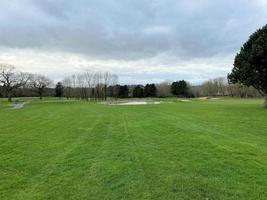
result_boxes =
[55,82,64,98]
[171,80,188,97]
[228,24,267,108]
[0,64,31,102]
[31,74,52,100]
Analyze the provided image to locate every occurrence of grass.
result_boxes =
[0,98,267,199]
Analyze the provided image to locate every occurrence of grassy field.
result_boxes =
[0,98,267,200]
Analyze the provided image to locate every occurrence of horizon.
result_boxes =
[0,0,267,84]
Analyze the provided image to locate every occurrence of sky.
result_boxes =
[0,0,267,84]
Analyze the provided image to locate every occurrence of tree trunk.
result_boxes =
[8,93,12,102]
[264,95,267,108]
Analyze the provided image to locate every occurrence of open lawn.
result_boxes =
[0,98,267,200]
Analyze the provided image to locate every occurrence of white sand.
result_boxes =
[197,97,208,100]
[180,99,190,102]
[109,101,161,106]
[13,102,26,109]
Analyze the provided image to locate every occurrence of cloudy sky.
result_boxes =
[0,0,267,84]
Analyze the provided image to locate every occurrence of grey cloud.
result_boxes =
[0,0,266,61]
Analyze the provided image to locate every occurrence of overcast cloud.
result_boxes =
[0,0,266,84]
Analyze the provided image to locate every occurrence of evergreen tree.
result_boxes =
[133,85,144,98]
[228,24,267,107]
[119,85,129,98]
[171,80,188,97]
[144,84,157,97]
[55,82,64,98]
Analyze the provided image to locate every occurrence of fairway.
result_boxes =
[0,99,267,200]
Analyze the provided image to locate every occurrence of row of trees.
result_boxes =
[0,68,264,102]
[0,65,191,101]
[61,72,118,101]
[191,77,262,98]
[0,64,52,102]
[0,63,263,102]
[0,64,120,102]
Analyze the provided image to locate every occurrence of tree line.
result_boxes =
[0,63,263,102]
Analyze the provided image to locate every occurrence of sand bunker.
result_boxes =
[13,102,26,109]
[180,99,190,102]
[197,97,208,100]
[108,101,161,106]
[12,101,30,109]
[197,97,221,100]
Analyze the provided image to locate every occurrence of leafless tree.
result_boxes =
[61,71,118,101]
[92,72,102,101]
[84,71,94,100]
[200,77,228,97]
[156,81,172,97]
[227,83,261,98]
[103,72,112,100]
[213,77,227,96]
[70,75,78,98]
[30,74,52,100]
[0,64,31,102]
[62,77,72,99]
[76,73,87,100]
[110,74,119,99]
[201,80,217,96]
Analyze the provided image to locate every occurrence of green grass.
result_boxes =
[0,98,267,200]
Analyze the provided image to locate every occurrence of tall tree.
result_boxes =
[144,84,157,97]
[171,80,188,97]
[112,85,121,99]
[31,74,52,100]
[133,85,144,98]
[0,64,31,102]
[103,72,111,100]
[62,77,72,99]
[119,85,129,98]
[228,24,267,107]
[55,82,64,98]
[156,82,172,97]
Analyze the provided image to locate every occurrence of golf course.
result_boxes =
[0,98,266,200]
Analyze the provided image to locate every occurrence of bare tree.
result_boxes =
[0,64,31,102]
[71,75,78,99]
[62,71,118,101]
[227,83,262,98]
[201,80,217,96]
[62,77,72,99]
[30,74,52,100]
[92,72,103,101]
[200,77,228,97]
[84,71,93,100]
[214,77,227,96]
[111,74,119,99]
[156,81,172,97]
[103,72,111,100]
